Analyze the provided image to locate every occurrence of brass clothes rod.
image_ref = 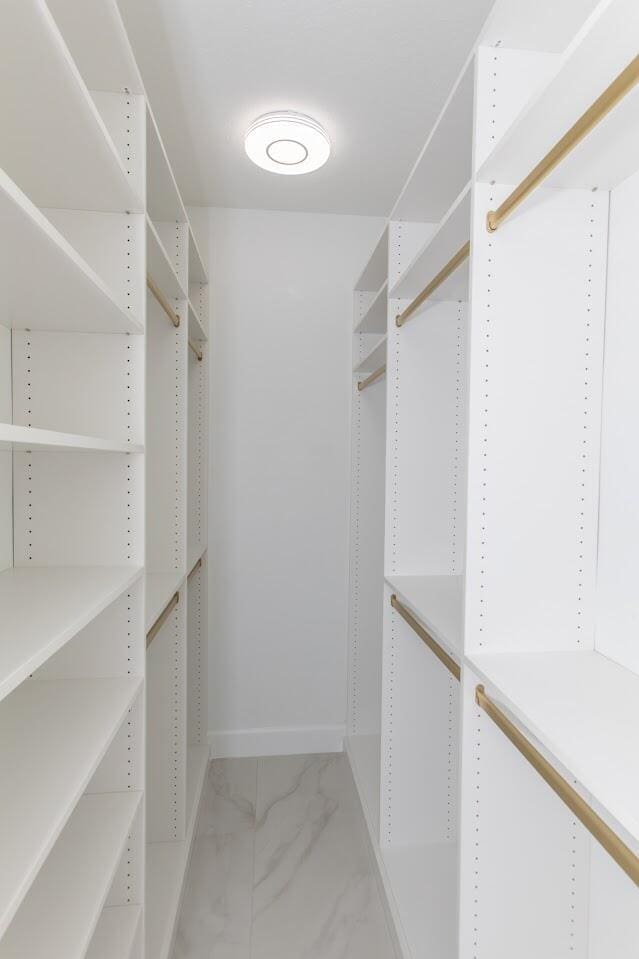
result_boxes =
[188,557,202,579]
[147,274,180,328]
[146,591,179,647]
[189,338,203,361]
[395,241,470,328]
[390,594,460,680]
[475,684,639,887]
[487,54,639,232]
[357,363,386,391]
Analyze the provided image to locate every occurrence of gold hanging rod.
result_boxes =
[357,363,386,391]
[487,54,639,232]
[188,557,202,579]
[189,338,203,361]
[147,274,180,328]
[146,591,179,647]
[390,594,460,680]
[475,684,639,887]
[395,241,470,328]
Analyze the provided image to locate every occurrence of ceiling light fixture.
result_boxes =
[245,111,331,175]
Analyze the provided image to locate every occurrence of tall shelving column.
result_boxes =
[0,1,147,957]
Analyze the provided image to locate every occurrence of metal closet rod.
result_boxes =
[146,591,179,647]
[390,594,460,680]
[486,54,639,232]
[395,241,470,328]
[357,363,386,391]
[147,274,180,328]
[475,684,639,887]
[188,557,202,579]
[189,339,203,361]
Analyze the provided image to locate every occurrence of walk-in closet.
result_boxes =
[1,0,637,957]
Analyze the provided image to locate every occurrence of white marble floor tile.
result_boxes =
[172,754,394,959]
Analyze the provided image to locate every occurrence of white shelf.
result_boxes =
[1,0,142,212]
[0,566,143,703]
[0,676,142,936]
[355,225,388,292]
[0,170,142,334]
[344,734,381,839]
[145,568,186,633]
[147,215,187,301]
[86,906,142,959]
[187,543,206,579]
[478,0,639,193]
[354,281,388,335]
[188,300,208,343]
[146,744,209,959]
[0,792,141,959]
[385,575,463,662]
[469,648,639,846]
[146,108,187,224]
[0,424,143,455]
[188,225,208,285]
[390,183,470,304]
[353,336,387,374]
[381,842,458,959]
[391,58,474,223]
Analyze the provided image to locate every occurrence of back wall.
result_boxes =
[204,207,384,757]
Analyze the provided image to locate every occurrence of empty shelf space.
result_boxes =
[0,792,141,959]
[355,225,388,293]
[85,905,142,959]
[345,734,381,839]
[478,1,639,192]
[0,676,142,936]
[146,109,187,224]
[382,841,458,959]
[0,424,142,454]
[188,226,208,285]
[0,566,142,703]
[0,171,142,334]
[146,744,208,959]
[147,216,186,301]
[1,0,142,212]
[392,57,473,222]
[353,336,387,374]
[145,569,185,633]
[386,574,463,661]
[469,649,639,845]
[354,281,388,335]
[188,300,208,342]
[391,183,470,304]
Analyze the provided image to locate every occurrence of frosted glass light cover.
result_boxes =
[245,112,331,175]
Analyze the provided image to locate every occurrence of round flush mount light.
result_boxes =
[245,111,331,175]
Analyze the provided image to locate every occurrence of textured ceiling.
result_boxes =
[119,0,495,215]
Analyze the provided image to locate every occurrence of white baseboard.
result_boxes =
[207,724,345,759]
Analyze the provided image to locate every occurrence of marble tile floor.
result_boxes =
[172,753,396,959]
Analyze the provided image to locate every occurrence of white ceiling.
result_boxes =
[119,0,495,216]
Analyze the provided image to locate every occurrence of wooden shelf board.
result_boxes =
[354,281,388,335]
[353,336,387,374]
[146,744,209,959]
[0,170,142,334]
[145,568,186,634]
[385,574,464,662]
[355,225,388,293]
[0,423,142,454]
[146,109,187,224]
[469,648,639,846]
[0,566,142,704]
[147,215,187,302]
[0,676,142,936]
[344,734,381,839]
[85,905,142,959]
[0,792,141,959]
[188,301,208,343]
[188,226,208,285]
[1,0,142,212]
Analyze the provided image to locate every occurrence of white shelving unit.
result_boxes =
[0,3,210,958]
[346,2,639,957]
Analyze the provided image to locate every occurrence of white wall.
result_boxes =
[205,207,384,757]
